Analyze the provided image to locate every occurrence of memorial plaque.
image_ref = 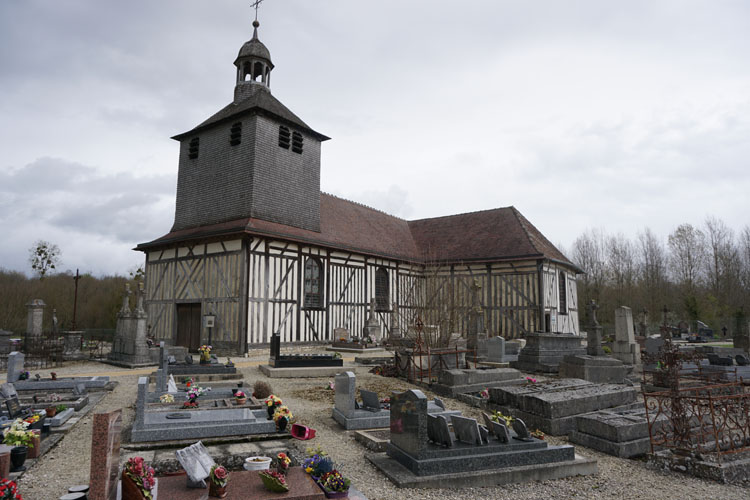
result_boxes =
[176,441,215,487]
[360,389,381,412]
[0,383,17,399]
[89,409,122,500]
[450,415,484,445]
[5,397,22,418]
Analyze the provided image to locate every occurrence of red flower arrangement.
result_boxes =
[0,479,23,500]
[123,456,156,499]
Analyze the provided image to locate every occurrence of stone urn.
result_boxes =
[10,446,28,472]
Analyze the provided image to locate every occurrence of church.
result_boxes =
[136,19,582,354]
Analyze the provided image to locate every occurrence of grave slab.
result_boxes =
[558,354,629,384]
[511,333,586,373]
[431,368,524,397]
[259,364,348,378]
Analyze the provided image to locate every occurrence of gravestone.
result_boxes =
[73,383,87,396]
[360,389,381,412]
[586,300,604,356]
[450,415,484,445]
[175,441,216,488]
[390,304,402,339]
[5,397,22,418]
[613,306,640,365]
[389,389,429,458]
[333,327,349,342]
[362,298,381,343]
[334,372,356,418]
[269,333,281,361]
[645,337,664,356]
[426,414,452,447]
[26,299,46,341]
[7,352,24,383]
[487,336,505,363]
[88,409,122,500]
[156,369,167,394]
[107,283,152,367]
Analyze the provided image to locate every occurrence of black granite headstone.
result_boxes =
[360,390,381,412]
[270,333,281,360]
[5,396,22,418]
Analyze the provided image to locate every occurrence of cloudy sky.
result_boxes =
[1,0,749,276]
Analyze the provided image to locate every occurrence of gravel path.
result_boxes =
[14,351,747,499]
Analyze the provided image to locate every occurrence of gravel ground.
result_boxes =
[13,349,747,500]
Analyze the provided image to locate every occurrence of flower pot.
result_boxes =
[10,446,27,472]
[276,417,288,432]
[121,472,148,500]
[290,423,316,440]
[46,407,57,418]
[208,481,227,498]
[235,397,247,405]
[315,480,349,499]
[27,430,42,459]
[243,456,272,471]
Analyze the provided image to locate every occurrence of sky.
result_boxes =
[1,0,749,277]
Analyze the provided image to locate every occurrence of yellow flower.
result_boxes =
[305,467,313,473]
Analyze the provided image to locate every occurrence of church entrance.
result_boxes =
[176,303,202,352]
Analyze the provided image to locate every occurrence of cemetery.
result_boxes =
[2,3,750,500]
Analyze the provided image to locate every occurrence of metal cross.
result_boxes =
[251,0,265,21]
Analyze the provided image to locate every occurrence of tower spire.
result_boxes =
[234,0,274,100]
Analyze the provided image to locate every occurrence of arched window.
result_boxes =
[304,258,323,309]
[558,271,567,315]
[375,267,389,311]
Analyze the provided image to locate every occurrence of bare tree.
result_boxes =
[28,240,61,279]
[667,223,706,292]
[571,228,607,306]
[637,228,668,316]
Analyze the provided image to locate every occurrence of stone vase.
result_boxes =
[276,417,288,432]
[9,446,27,472]
[208,481,227,498]
[267,406,276,420]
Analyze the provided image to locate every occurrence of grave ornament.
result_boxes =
[360,389,381,412]
[512,418,533,442]
[426,414,453,447]
[175,441,216,488]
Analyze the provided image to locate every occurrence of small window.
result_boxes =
[304,258,324,309]
[229,122,242,146]
[375,267,389,311]
[292,131,303,154]
[188,137,199,159]
[278,126,290,149]
[559,271,567,315]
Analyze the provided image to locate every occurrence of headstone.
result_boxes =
[88,409,122,500]
[334,371,356,418]
[135,377,148,429]
[0,383,17,399]
[167,375,178,393]
[175,441,216,488]
[512,418,533,441]
[487,336,505,363]
[333,327,349,342]
[390,304,402,339]
[6,352,24,383]
[270,333,281,360]
[25,299,46,340]
[5,397,22,418]
[426,414,452,447]
[645,337,664,356]
[360,389,381,412]
[613,306,641,365]
[708,354,733,366]
[107,283,151,366]
[450,415,484,445]
[73,383,87,396]
[389,389,429,458]
[488,420,510,443]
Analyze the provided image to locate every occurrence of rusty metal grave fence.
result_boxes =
[0,331,65,371]
[643,381,750,462]
[395,345,477,383]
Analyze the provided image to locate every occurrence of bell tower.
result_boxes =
[233,20,274,102]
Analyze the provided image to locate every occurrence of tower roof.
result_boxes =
[234,21,273,66]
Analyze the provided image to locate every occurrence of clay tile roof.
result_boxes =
[137,197,577,271]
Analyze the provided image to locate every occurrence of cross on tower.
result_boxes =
[251,0,264,21]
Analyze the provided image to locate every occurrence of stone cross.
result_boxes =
[586,300,604,356]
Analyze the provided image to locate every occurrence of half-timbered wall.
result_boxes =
[144,239,245,351]
[144,235,580,350]
[542,262,580,335]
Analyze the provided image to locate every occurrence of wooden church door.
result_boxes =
[176,303,201,351]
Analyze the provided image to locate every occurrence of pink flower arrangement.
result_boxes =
[210,464,228,487]
[124,457,156,499]
[479,388,490,399]
[525,377,537,384]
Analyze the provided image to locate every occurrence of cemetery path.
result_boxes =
[12,351,750,500]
